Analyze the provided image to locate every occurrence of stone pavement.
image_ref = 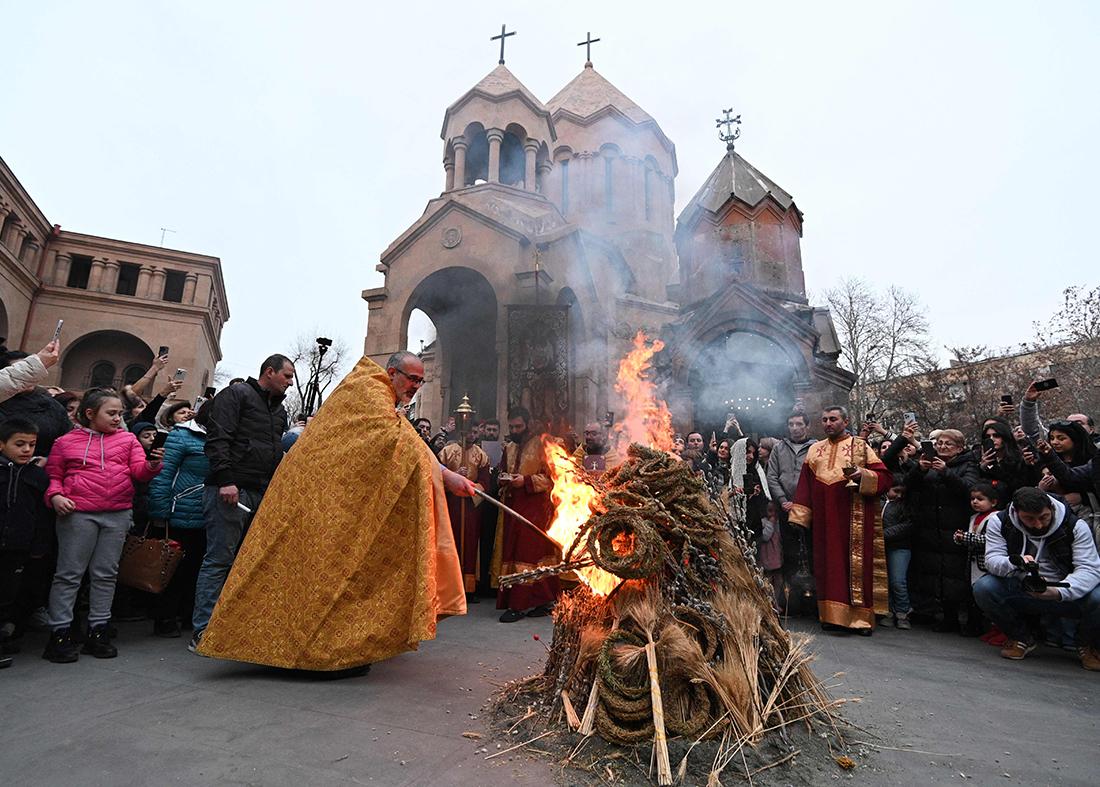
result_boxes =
[3,602,1097,786]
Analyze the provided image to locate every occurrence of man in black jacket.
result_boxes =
[190,354,294,652]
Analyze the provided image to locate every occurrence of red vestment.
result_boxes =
[789,436,892,629]
[494,435,560,611]
[438,442,491,593]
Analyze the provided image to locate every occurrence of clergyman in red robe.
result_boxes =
[789,407,892,632]
[493,407,560,622]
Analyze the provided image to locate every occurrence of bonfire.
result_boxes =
[494,332,843,785]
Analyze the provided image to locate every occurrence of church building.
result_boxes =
[363,42,852,437]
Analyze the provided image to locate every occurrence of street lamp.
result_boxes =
[301,336,333,417]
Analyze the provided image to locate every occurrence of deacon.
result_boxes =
[789,406,892,634]
[196,351,474,676]
[572,421,622,475]
[494,406,560,622]
[438,428,491,600]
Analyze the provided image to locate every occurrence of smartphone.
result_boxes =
[903,412,917,425]
[982,437,995,454]
[173,368,187,382]
[920,440,937,458]
[52,319,64,343]
[151,431,168,451]
[1034,378,1059,392]
[157,345,170,358]
[1000,394,1013,406]
[204,386,216,398]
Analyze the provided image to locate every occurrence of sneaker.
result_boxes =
[187,630,205,654]
[498,610,526,623]
[1000,639,1037,660]
[27,607,49,631]
[878,615,895,628]
[1079,646,1100,671]
[42,628,80,663]
[81,624,118,659]
[526,603,554,618]
[895,613,912,631]
[0,623,20,654]
[153,618,182,639]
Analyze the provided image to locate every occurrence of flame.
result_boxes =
[543,439,621,596]
[540,331,674,597]
[612,331,674,451]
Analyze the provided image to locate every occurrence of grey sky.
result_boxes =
[3,1,1097,379]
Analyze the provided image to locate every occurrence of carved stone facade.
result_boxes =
[365,61,853,437]
[0,155,228,398]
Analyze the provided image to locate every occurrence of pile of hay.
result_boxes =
[497,445,842,785]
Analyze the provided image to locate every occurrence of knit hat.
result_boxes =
[130,421,157,436]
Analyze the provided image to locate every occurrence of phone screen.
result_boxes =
[1034,378,1059,391]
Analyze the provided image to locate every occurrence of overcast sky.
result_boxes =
[3,1,1097,379]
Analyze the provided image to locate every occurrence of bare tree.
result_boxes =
[825,278,933,420]
[283,333,353,420]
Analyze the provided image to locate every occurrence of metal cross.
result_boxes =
[716,108,742,150]
[577,31,601,64]
[491,24,516,65]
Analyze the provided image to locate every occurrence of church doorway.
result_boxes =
[689,331,797,439]
[404,267,497,422]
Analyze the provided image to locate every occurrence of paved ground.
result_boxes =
[3,602,1097,786]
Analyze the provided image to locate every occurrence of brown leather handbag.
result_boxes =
[118,520,184,594]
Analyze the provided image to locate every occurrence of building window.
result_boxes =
[560,159,569,214]
[604,157,614,217]
[89,361,116,388]
[116,263,140,296]
[123,364,146,385]
[163,269,186,302]
[67,255,93,289]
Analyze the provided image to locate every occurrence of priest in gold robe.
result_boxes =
[197,351,473,674]
[571,421,622,475]
[438,432,491,596]
[789,406,892,633]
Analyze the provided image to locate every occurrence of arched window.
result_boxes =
[462,123,489,186]
[90,361,116,388]
[123,364,146,385]
[0,213,16,251]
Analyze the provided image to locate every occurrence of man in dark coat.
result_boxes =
[190,354,293,652]
[905,429,979,632]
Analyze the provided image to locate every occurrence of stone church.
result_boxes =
[363,53,853,437]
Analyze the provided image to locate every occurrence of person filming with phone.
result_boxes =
[973,487,1100,669]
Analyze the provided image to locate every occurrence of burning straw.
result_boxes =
[492,333,840,786]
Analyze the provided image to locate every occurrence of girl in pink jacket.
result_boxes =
[42,388,163,663]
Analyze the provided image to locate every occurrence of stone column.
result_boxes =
[486,128,504,184]
[136,265,153,298]
[452,138,467,189]
[183,272,198,304]
[53,252,72,285]
[524,140,539,192]
[150,267,166,300]
[23,239,41,270]
[9,227,27,259]
[87,258,107,291]
[536,159,553,195]
[443,157,455,191]
[101,260,120,293]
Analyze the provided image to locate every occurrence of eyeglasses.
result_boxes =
[394,368,425,385]
[933,440,958,448]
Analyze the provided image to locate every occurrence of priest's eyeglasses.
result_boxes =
[395,368,425,385]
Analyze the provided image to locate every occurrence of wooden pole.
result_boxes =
[473,489,559,546]
[645,641,673,786]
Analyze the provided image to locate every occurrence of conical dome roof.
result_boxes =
[547,63,654,125]
[441,64,554,142]
[679,150,798,222]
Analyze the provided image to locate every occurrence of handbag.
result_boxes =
[118,519,184,594]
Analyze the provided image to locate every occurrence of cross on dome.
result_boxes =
[491,23,516,65]
[577,31,601,66]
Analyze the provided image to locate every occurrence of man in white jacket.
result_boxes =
[976,487,1100,669]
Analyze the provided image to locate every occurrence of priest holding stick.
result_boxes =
[196,351,473,676]
[789,406,892,634]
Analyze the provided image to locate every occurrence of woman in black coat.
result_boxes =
[905,429,980,633]
[977,421,1037,500]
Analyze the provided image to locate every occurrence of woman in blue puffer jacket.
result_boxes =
[146,403,210,638]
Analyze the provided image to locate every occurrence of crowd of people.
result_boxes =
[1,342,1097,678]
[0,343,295,668]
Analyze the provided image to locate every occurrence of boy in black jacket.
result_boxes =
[0,418,51,667]
[881,483,914,629]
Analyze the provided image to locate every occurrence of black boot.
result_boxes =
[42,628,80,663]
[81,624,118,659]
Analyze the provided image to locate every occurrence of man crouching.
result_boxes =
[974,487,1100,669]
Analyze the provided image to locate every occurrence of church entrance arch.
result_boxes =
[689,331,798,438]
[404,267,497,422]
